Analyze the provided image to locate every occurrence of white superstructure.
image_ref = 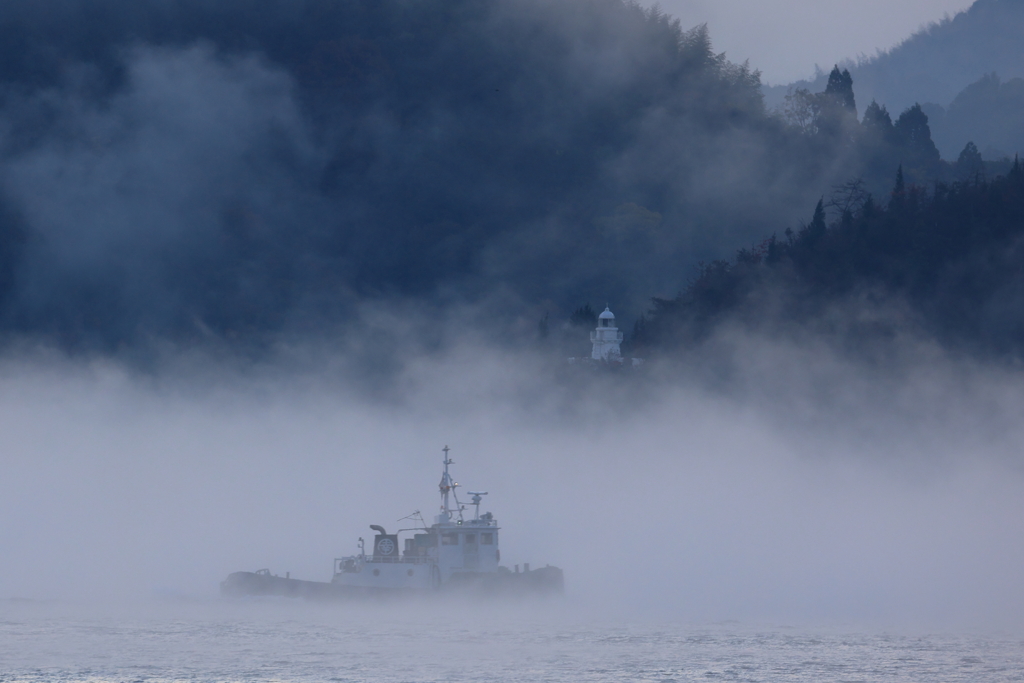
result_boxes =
[590,306,623,361]
[331,447,500,590]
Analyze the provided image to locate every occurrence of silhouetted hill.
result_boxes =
[924,73,1024,160]
[764,0,1024,125]
[0,0,1011,361]
[0,0,905,354]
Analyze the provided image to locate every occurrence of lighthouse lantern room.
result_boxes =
[590,307,624,361]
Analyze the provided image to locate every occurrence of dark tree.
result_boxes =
[825,66,856,112]
[893,104,942,182]
[569,304,598,329]
[862,101,894,139]
[538,313,550,339]
[807,198,827,241]
[889,165,906,211]
[955,141,985,182]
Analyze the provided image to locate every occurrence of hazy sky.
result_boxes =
[650,0,976,84]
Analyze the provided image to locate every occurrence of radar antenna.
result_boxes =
[467,491,488,520]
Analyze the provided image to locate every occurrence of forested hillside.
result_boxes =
[0,0,1017,364]
[763,0,1024,160]
[0,0,805,351]
[634,161,1024,358]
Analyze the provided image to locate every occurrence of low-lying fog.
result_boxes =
[2,331,1023,631]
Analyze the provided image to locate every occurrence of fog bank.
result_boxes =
[1,334,1023,630]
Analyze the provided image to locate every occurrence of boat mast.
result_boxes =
[439,445,455,520]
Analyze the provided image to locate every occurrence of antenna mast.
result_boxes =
[439,446,454,519]
[437,445,466,523]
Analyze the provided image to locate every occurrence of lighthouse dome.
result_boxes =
[591,306,624,359]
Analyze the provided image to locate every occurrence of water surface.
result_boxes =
[2,599,1022,682]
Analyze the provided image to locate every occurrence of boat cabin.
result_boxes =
[331,448,500,589]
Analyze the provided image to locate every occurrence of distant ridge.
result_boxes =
[764,0,1024,115]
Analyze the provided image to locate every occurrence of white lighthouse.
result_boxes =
[590,307,624,361]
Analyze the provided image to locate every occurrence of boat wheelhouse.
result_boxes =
[331,447,501,590]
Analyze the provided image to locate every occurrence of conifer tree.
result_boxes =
[825,66,856,112]
[807,198,827,241]
[889,165,906,210]
[955,141,985,182]
[862,101,894,138]
[569,304,598,329]
[893,105,941,180]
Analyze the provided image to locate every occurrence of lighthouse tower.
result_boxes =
[590,307,624,361]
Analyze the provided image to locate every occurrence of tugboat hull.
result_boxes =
[220,571,382,600]
[221,566,564,600]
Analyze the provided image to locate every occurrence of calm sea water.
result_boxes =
[2,599,1023,682]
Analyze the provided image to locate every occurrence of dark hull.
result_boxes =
[220,572,383,600]
[221,566,564,600]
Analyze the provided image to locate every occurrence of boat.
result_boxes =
[221,447,564,599]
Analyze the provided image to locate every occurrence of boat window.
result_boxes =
[442,533,459,545]
[464,534,476,544]
[481,533,493,545]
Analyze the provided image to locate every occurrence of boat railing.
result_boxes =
[335,555,435,567]
[367,555,435,565]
